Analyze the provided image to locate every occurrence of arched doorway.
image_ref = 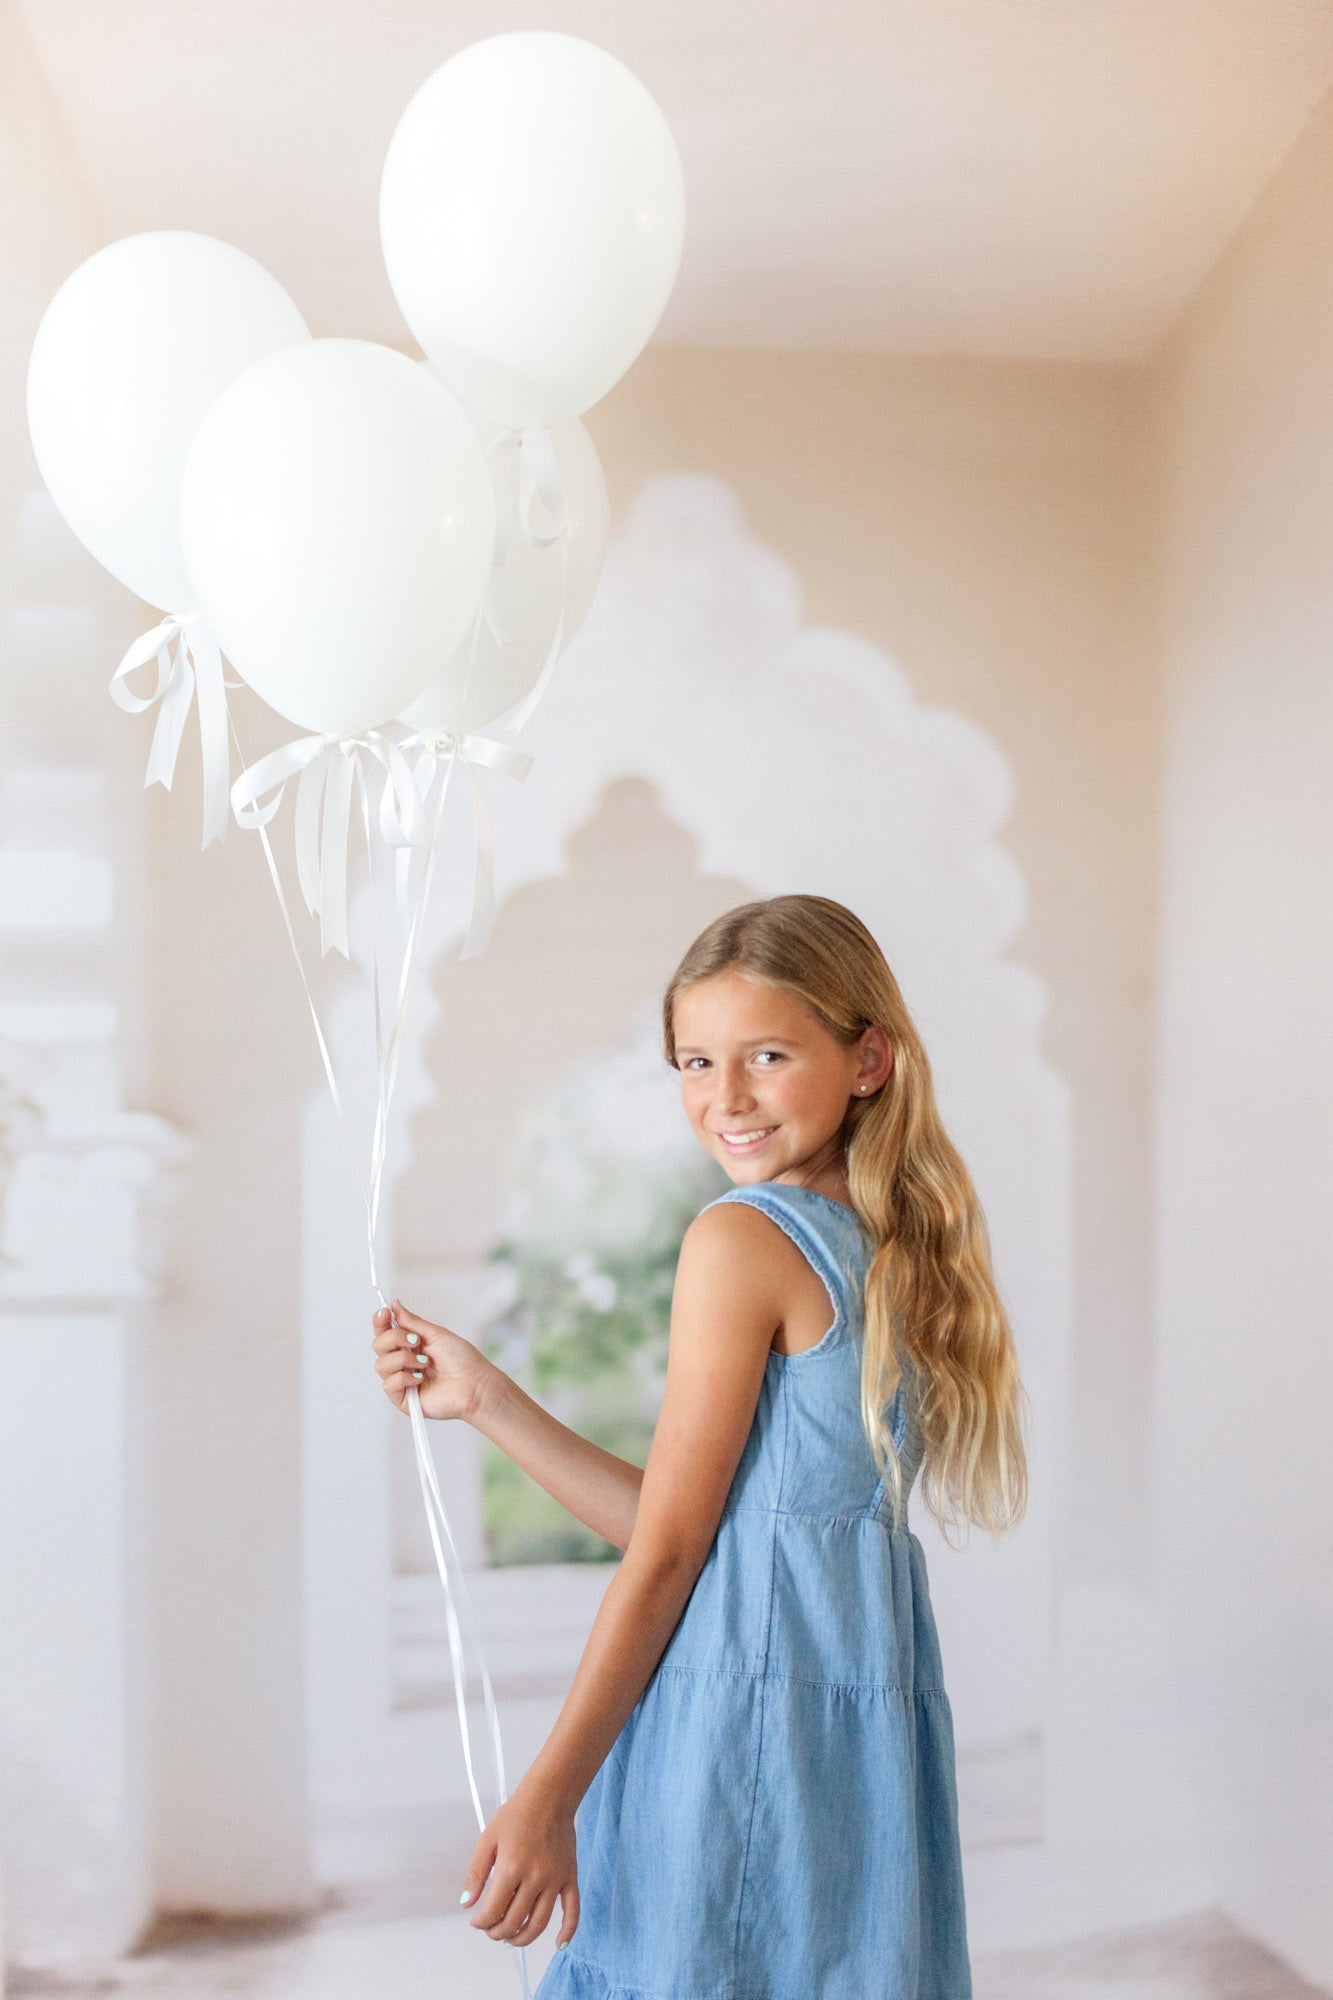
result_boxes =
[300,473,1069,1889]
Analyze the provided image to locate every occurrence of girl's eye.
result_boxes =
[683,1052,784,1070]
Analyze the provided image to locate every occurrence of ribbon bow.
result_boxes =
[110,612,231,846]
[399,726,534,959]
[230,729,427,959]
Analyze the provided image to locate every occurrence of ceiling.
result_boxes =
[18,0,1333,364]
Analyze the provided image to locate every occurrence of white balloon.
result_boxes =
[179,339,495,736]
[380,32,685,428]
[399,410,610,737]
[26,230,310,611]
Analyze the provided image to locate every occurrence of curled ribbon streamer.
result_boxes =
[110,613,232,847]
[393,742,442,925]
[399,727,534,960]
[487,425,569,567]
[230,730,426,958]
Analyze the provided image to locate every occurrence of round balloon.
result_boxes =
[380,32,685,428]
[179,339,495,735]
[27,231,310,611]
[399,410,610,737]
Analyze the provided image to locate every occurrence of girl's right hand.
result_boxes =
[371,1299,498,1424]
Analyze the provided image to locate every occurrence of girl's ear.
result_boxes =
[859,1025,894,1087]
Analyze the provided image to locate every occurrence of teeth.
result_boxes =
[721,1127,775,1143]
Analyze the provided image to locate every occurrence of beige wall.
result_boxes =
[1146,81,1333,1988]
[578,346,1161,1590]
[11,24,1326,1970]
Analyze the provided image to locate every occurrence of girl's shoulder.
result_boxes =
[696,1182,870,1344]
[700,1179,869,1248]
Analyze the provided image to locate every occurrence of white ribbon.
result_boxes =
[110,613,232,847]
[229,708,535,1997]
[476,425,577,743]
[488,425,568,565]
[399,727,535,959]
[229,730,426,958]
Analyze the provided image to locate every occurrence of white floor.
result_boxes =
[7,1572,1325,1998]
[9,1900,1324,1999]
[8,1728,1324,2000]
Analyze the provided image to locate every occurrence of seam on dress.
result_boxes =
[730,1353,789,1992]
[723,1504,912,1528]
[654,1662,948,1696]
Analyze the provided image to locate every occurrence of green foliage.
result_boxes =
[474,1066,730,1565]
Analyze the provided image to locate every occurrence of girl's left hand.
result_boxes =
[461,1774,580,1951]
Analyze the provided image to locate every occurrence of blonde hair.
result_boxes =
[662,894,1029,1545]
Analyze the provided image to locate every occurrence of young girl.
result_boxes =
[372,893,1028,1999]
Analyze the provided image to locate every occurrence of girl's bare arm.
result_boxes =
[375,1300,644,1553]
[470,1369,645,1555]
[519,1202,786,1815]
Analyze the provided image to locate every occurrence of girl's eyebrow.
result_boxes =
[674,1036,801,1056]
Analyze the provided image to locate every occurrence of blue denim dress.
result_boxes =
[535,1179,972,2000]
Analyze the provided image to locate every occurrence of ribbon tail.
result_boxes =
[373,734,426,850]
[189,626,231,848]
[142,638,195,793]
[319,750,356,959]
[394,747,436,925]
[295,756,328,916]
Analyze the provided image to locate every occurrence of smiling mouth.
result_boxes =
[715,1126,778,1150]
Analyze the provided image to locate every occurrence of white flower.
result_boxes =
[576,1270,618,1313]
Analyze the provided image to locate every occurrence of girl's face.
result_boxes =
[673,969,893,1188]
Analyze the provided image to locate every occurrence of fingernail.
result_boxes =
[558,1939,569,1949]
[406,1332,419,1346]
[412,1372,424,1381]
[459,1889,472,1905]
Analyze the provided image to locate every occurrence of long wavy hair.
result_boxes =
[662,894,1029,1544]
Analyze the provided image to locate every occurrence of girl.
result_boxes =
[372,893,1028,1999]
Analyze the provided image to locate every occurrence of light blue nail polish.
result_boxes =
[558,1939,569,1949]
[459,1889,472,1905]
[406,1332,419,1346]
